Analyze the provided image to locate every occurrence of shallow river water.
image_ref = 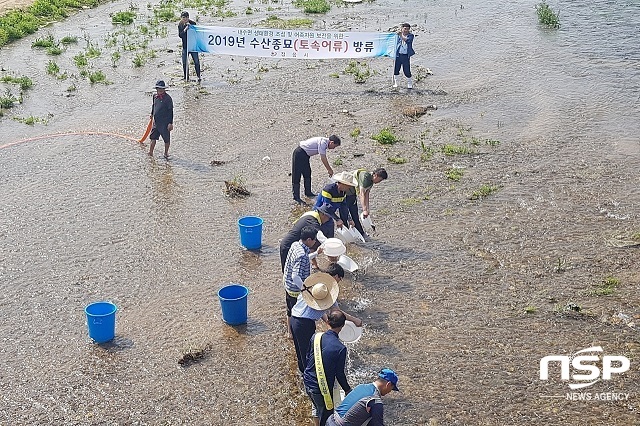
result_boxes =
[1,0,639,425]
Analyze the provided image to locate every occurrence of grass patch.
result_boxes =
[0,91,18,108]
[591,276,620,296]
[371,128,398,145]
[445,167,464,181]
[14,114,47,125]
[46,45,63,55]
[261,15,313,29]
[60,35,77,44]
[85,43,101,58]
[387,156,407,164]
[333,157,343,166]
[400,197,423,207]
[344,60,371,83]
[31,33,56,48]
[0,75,33,90]
[442,144,471,156]
[350,127,361,139]
[73,53,88,67]
[470,184,500,200]
[294,0,330,13]
[0,0,106,48]
[536,1,560,28]
[111,10,136,25]
[524,306,537,314]
[88,70,109,84]
[46,60,60,75]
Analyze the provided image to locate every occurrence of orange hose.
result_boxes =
[138,118,153,143]
[0,130,143,150]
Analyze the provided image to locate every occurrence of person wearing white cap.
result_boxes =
[289,265,363,375]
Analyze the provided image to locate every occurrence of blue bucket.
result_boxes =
[218,284,249,325]
[85,301,117,343]
[238,216,263,250]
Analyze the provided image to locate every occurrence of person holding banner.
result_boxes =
[178,11,202,82]
[393,23,415,89]
[303,309,352,426]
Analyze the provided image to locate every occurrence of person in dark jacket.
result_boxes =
[149,80,174,159]
[392,23,416,89]
[178,11,201,81]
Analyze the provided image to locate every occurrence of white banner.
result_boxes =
[187,25,397,59]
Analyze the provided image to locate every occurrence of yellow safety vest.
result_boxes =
[313,332,334,410]
[296,210,322,224]
[321,190,346,203]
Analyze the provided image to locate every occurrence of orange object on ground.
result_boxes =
[138,117,153,143]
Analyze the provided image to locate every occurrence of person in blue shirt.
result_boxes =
[392,23,416,89]
[303,309,351,426]
[326,368,400,426]
[314,171,357,239]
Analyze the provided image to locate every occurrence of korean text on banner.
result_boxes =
[187,25,396,59]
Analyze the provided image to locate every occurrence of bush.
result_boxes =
[371,128,399,145]
[536,1,560,28]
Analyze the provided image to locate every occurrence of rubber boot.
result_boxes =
[407,77,414,89]
[392,75,398,88]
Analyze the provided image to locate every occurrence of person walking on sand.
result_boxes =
[344,168,388,241]
[178,11,202,82]
[149,80,174,159]
[303,309,352,426]
[326,368,399,426]
[392,23,415,89]
[292,135,341,204]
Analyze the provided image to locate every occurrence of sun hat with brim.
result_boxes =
[316,204,339,221]
[332,171,357,187]
[154,80,169,89]
[323,238,346,257]
[301,272,339,311]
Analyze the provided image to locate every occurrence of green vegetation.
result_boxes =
[0,91,19,109]
[0,75,33,90]
[46,60,60,75]
[333,157,343,166]
[419,140,435,162]
[111,51,121,67]
[524,306,537,314]
[591,277,620,296]
[371,128,398,145]
[111,10,136,25]
[0,0,106,47]
[536,1,560,28]
[261,15,314,29]
[344,60,372,83]
[294,0,330,13]
[85,43,101,58]
[88,70,108,84]
[13,114,48,125]
[470,184,500,200]
[442,144,471,156]
[445,167,464,182]
[32,34,56,48]
[387,156,407,164]
[60,35,78,45]
[46,45,63,55]
[350,128,361,139]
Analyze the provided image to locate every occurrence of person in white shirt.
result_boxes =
[292,135,341,204]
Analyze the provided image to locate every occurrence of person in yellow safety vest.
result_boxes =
[344,168,388,241]
[279,204,335,273]
[314,171,358,238]
[302,309,353,426]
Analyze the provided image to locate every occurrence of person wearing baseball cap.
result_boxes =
[326,368,400,426]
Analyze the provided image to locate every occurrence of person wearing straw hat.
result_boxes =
[326,368,399,426]
[303,309,352,426]
[343,168,388,241]
[148,80,174,159]
[279,204,336,273]
[314,171,358,238]
[289,265,363,375]
[283,226,318,338]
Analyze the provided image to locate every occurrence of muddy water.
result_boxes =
[1,0,639,424]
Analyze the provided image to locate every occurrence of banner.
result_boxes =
[187,25,397,59]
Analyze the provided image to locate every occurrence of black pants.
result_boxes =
[345,194,365,236]
[394,53,411,78]
[292,146,312,200]
[290,316,316,374]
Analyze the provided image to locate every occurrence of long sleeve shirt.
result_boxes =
[303,330,351,396]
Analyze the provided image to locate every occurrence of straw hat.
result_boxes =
[323,238,346,257]
[332,171,357,187]
[301,272,339,310]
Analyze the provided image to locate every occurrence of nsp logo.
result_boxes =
[540,346,630,390]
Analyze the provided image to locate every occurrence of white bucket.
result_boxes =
[336,226,356,244]
[338,320,363,343]
[359,213,374,233]
[316,230,327,243]
[337,254,359,272]
[349,227,366,243]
